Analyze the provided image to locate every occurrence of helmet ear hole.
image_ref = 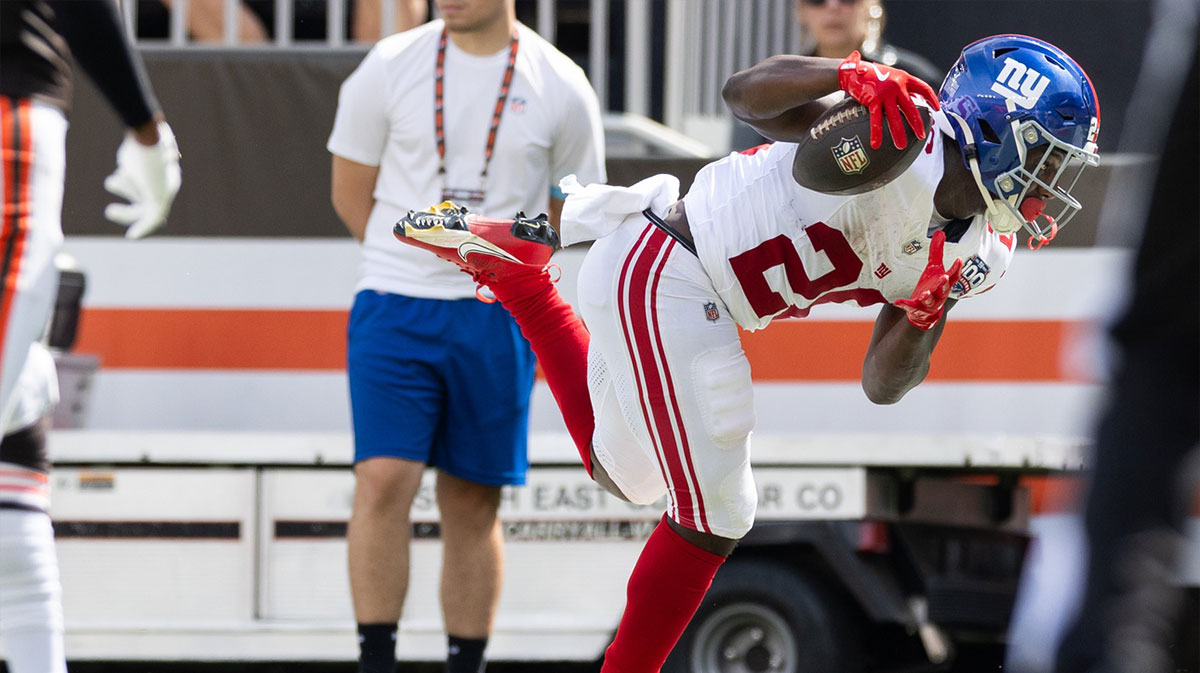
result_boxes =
[977,119,1001,144]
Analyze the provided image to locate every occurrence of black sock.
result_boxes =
[357,623,397,673]
[445,634,488,673]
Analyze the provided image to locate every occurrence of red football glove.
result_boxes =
[837,51,940,150]
[894,230,963,331]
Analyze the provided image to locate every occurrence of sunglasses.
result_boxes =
[800,0,862,6]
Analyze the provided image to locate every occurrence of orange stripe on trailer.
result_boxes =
[75,308,348,370]
[950,473,1085,515]
[1022,475,1200,517]
[741,319,1076,382]
[1021,474,1086,514]
[76,307,1082,380]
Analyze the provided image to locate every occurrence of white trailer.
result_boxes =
[39,430,1088,671]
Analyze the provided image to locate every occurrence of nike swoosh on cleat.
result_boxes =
[457,239,521,263]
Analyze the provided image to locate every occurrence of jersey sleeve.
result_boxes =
[550,67,606,192]
[48,0,159,128]
[327,48,390,167]
[951,228,1017,299]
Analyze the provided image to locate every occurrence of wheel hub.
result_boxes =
[692,602,798,673]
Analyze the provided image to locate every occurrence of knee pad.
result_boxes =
[690,343,758,538]
[692,342,756,451]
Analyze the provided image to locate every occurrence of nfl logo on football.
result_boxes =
[832,136,870,175]
[703,301,720,322]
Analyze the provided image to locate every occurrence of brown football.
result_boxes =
[792,96,932,196]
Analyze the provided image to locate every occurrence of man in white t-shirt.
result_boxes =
[326,1,605,671]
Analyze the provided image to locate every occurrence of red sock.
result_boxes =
[601,515,727,673]
[490,271,595,474]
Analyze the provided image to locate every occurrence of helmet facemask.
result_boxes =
[940,109,1099,246]
[990,118,1099,244]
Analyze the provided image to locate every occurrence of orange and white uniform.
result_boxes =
[0,99,66,434]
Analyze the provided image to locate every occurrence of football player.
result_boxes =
[394,35,1100,672]
[1,2,180,671]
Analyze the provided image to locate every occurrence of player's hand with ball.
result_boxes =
[837,50,939,150]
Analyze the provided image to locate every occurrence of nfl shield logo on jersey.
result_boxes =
[832,136,870,175]
[704,301,720,322]
[902,239,923,255]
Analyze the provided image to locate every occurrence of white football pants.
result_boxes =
[0,509,67,673]
[578,216,758,539]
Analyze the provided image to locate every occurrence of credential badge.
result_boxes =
[832,136,870,175]
[704,301,720,322]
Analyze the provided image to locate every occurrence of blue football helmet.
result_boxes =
[937,35,1100,244]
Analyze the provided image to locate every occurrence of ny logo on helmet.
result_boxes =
[990,57,1050,109]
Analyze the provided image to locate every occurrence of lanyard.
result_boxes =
[434,27,520,179]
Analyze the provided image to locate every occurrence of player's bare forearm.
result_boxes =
[723,56,840,120]
[861,302,952,404]
[722,56,841,141]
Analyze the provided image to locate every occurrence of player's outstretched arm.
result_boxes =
[722,55,842,143]
[861,301,953,404]
[861,231,962,404]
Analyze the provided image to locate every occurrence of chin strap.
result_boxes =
[1027,226,1056,251]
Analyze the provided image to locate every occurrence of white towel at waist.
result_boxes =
[558,173,681,247]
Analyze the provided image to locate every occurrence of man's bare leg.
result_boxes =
[437,471,504,672]
[348,457,425,672]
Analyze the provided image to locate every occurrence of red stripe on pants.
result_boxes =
[617,224,708,532]
[645,237,710,533]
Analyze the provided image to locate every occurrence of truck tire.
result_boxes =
[663,558,863,673]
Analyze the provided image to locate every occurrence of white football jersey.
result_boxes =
[682,127,1017,331]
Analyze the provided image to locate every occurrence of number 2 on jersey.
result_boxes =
[728,222,863,319]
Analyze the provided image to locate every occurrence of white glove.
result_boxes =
[104,121,181,239]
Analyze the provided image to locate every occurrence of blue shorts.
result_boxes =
[347,290,535,486]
